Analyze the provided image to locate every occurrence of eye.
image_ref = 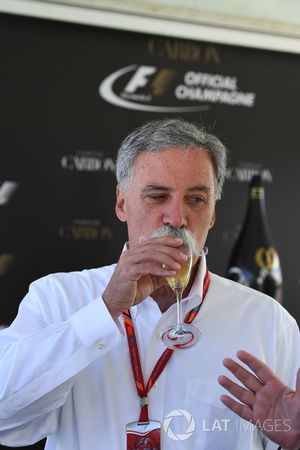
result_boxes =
[187,196,205,205]
[147,194,169,202]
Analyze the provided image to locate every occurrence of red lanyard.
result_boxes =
[123,268,210,423]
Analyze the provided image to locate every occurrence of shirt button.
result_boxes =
[96,341,105,350]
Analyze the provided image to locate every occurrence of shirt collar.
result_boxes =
[184,253,207,302]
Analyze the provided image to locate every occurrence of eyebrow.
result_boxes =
[187,185,211,193]
[141,184,211,194]
[142,185,172,194]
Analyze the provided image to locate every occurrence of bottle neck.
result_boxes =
[241,184,270,243]
[247,186,267,220]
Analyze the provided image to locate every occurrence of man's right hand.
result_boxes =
[218,350,300,450]
[102,236,187,320]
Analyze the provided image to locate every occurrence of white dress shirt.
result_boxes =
[0,254,299,450]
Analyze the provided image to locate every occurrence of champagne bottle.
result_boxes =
[226,174,283,303]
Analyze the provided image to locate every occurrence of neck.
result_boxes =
[152,259,200,312]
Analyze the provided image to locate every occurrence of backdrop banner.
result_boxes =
[0,11,299,450]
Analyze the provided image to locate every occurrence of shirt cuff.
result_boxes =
[70,298,121,350]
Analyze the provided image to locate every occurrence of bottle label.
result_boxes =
[250,187,264,200]
[227,266,251,286]
[255,247,280,270]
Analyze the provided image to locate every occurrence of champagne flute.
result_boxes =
[160,237,201,350]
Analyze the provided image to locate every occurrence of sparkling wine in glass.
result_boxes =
[160,238,201,350]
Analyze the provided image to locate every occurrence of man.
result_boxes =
[218,350,300,450]
[0,118,299,450]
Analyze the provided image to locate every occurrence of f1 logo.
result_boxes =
[124,66,157,93]
[123,65,175,97]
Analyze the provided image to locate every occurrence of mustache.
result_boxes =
[150,225,202,258]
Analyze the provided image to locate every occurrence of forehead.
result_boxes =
[131,147,215,185]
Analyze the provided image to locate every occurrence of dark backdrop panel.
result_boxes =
[0,11,299,450]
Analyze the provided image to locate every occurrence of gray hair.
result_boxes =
[116,118,228,200]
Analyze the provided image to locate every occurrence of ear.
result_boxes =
[115,185,127,222]
[209,210,216,229]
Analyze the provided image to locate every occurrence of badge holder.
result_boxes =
[126,420,161,450]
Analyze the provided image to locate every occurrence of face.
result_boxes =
[115,147,216,250]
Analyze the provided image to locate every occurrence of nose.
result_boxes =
[162,199,188,229]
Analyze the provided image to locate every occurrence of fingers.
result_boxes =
[218,367,257,423]
[218,352,266,422]
[124,237,189,277]
[137,236,184,249]
[236,350,276,384]
[218,374,256,408]
[222,350,277,393]
[222,357,263,394]
[129,261,176,279]
[219,393,253,422]
[290,368,300,431]
[103,236,189,317]
[105,236,194,314]
[147,236,183,244]
[129,245,186,270]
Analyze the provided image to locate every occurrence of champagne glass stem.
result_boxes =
[175,288,183,326]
